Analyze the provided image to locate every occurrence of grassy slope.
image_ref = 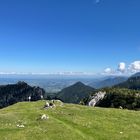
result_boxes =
[0,101,140,140]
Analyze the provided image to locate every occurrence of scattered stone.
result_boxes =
[44,100,64,110]
[41,114,49,120]
[46,101,50,107]
[44,101,56,109]
[44,101,50,109]
[17,124,25,128]
[119,106,123,109]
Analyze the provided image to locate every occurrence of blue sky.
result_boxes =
[0,0,140,74]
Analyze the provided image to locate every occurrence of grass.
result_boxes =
[0,100,140,140]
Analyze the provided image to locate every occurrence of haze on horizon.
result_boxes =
[0,0,140,75]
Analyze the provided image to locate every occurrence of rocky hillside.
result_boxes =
[82,87,140,110]
[98,88,140,110]
[0,81,45,108]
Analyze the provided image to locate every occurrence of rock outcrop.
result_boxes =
[88,91,106,107]
[0,81,45,108]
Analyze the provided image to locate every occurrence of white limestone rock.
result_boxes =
[41,114,49,120]
[88,91,106,107]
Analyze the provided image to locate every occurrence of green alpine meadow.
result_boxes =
[1,0,140,139]
[0,100,140,140]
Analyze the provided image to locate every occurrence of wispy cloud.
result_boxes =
[0,71,97,76]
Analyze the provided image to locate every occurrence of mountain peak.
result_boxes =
[17,81,28,86]
[56,81,95,104]
[73,81,85,87]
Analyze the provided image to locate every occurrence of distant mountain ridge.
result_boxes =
[115,72,140,90]
[56,82,95,104]
[89,76,127,89]
[131,72,140,77]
